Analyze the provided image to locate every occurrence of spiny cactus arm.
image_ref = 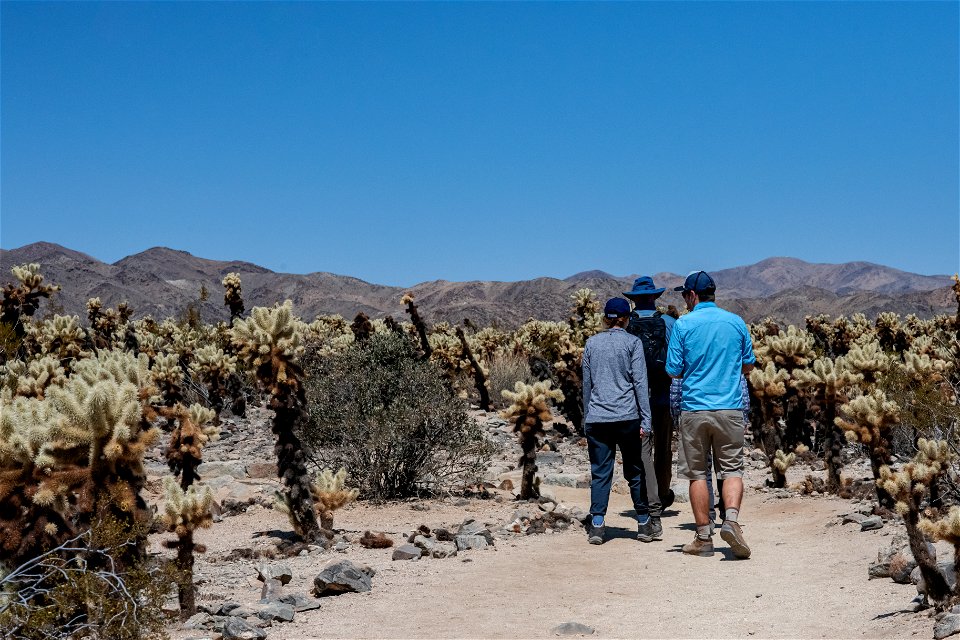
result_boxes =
[773,449,796,473]
[310,468,359,530]
[748,362,790,399]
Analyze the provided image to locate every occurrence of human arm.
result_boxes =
[665,321,684,378]
[631,339,652,435]
[581,343,592,428]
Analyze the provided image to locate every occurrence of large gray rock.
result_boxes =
[412,535,435,554]
[860,516,884,531]
[913,562,958,596]
[313,560,374,596]
[458,519,494,544]
[257,602,295,623]
[222,617,268,640]
[392,544,422,561]
[279,593,323,612]
[935,614,960,639]
[257,561,293,585]
[455,534,491,551]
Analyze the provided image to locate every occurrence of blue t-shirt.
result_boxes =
[665,302,755,412]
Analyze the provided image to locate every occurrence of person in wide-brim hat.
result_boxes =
[624,275,666,299]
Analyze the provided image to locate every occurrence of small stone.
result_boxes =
[259,578,285,601]
[551,621,596,636]
[842,512,867,525]
[860,516,884,531]
[393,544,422,561]
[499,478,515,491]
[184,612,213,629]
[431,542,458,558]
[413,535,435,554]
[245,462,278,479]
[434,527,454,542]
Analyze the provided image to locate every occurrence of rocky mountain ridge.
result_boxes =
[0,242,953,327]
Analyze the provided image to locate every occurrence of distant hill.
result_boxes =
[0,242,954,327]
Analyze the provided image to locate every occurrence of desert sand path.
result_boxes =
[174,481,929,639]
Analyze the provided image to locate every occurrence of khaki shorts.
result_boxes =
[677,410,745,481]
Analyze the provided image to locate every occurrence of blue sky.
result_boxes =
[2,2,957,286]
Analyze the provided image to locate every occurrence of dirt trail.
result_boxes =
[172,480,929,639]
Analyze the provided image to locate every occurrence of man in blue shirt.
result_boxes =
[624,276,676,514]
[665,271,756,559]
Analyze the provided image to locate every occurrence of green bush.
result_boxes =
[303,332,497,500]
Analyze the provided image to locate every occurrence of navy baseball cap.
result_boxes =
[604,297,631,318]
[674,270,716,293]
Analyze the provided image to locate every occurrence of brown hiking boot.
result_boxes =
[681,535,714,557]
[720,521,751,559]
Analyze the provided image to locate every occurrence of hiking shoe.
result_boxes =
[588,524,605,545]
[637,518,658,543]
[660,489,675,511]
[720,521,751,559]
[681,535,715,557]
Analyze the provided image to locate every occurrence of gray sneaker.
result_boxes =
[637,518,659,543]
[588,523,605,545]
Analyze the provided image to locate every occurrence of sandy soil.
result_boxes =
[166,473,931,640]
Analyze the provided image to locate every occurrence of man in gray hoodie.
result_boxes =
[582,297,657,544]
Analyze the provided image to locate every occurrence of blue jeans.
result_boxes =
[585,418,651,519]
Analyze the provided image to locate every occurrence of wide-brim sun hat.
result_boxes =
[624,275,665,298]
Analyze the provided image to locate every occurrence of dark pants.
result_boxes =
[651,402,675,502]
[585,419,651,519]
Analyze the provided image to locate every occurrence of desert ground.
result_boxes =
[153,406,932,640]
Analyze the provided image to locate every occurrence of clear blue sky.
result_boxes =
[2,2,957,286]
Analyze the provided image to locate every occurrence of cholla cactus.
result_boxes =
[165,404,219,490]
[86,297,132,350]
[837,389,900,507]
[151,352,184,408]
[901,350,952,383]
[402,293,431,358]
[1,264,60,362]
[457,326,492,411]
[232,302,321,542]
[871,439,955,603]
[748,362,791,487]
[502,380,564,499]
[222,272,245,322]
[553,335,584,434]
[24,314,89,365]
[351,312,374,343]
[773,449,796,474]
[0,351,159,568]
[2,355,66,399]
[189,344,237,413]
[756,326,815,371]
[569,288,602,342]
[844,340,891,385]
[512,319,571,364]
[308,467,359,530]
[792,356,863,491]
[161,478,215,618]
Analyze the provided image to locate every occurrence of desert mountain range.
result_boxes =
[0,242,954,327]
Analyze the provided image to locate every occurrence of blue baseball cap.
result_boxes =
[624,276,665,298]
[674,270,716,293]
[603,297,631,318]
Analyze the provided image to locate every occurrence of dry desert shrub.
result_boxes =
[486,351,537,409]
